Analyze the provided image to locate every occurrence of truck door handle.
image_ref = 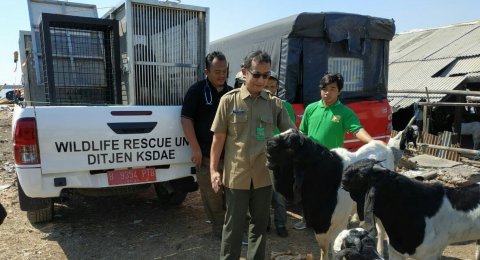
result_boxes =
[107,122,157,134]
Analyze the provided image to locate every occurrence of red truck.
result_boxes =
[210,12,395,149]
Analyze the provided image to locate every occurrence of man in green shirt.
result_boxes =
[299,73,373,149]
[264,71,296,132]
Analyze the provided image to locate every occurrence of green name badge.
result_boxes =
[256,127,265,141]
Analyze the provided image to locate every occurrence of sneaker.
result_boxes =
[212,226,222,239]
[293,220,307,230]
[276,227,288,237]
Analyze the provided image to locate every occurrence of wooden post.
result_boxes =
[423,87,430,134]
[422,105,428,135]
[453,93,463,145]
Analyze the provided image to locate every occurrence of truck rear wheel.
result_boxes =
[18,180,54,223]
[26,201,53,223]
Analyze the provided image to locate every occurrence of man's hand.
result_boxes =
[191,146,202,167]
[210,170,223,193]
[181,117,203,167]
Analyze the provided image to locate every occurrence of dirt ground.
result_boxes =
[0,106,477,259]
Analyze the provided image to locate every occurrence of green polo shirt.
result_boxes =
[299,100,363,149]
[211,85,295,190]
[273,101,296,135]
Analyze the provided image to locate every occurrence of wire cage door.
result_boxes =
[40,13,121,105]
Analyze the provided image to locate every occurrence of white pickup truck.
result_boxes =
[13,105,197,222]
[15,0,208,223]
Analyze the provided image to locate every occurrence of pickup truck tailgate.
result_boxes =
[35,106,191,174]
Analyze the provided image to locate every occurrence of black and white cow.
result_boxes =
[266,129,397,259]
[342,159,480,260]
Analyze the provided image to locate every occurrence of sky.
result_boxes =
[1,0,479,86]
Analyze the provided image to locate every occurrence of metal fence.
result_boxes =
[131,3,206,105]
[328,57,364,93]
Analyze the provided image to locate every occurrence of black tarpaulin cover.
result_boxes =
[210,12,395,105]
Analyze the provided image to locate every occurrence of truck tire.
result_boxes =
[17,180,54,223]
[154,182,188,206]
[26,202,53,223]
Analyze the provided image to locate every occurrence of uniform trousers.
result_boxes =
[196,157,225,236]
[220,183,273,260]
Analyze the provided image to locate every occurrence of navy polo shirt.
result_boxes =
[181,79,232,157]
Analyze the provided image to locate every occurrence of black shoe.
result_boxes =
[212,225,223,239]
[276,227,288,237]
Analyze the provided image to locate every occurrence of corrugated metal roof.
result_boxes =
[446,57,480,76]
[390,22,479,63]
[388,20,480,110]
[467,72,480,79]
[389,77,465,110]
[389,94,444,112]
[390,30,436,62]
[389,58,455,86]
[428,26,480,59]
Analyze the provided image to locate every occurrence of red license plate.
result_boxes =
[107,168,156,186]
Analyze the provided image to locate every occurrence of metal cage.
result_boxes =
[40,13,121,105]
[104,1,208,105]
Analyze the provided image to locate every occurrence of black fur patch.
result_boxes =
[266,129,344,234]
[446,183,480,212]
[342,159,445,255]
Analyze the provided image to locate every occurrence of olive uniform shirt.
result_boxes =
[299,99,363,149]
[211,85,295,190]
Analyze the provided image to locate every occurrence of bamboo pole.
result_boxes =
[389,89,480,96]
[418,102,480,107]
[466,96,480,102]
[406,116,415,127]
[418,143,480,156]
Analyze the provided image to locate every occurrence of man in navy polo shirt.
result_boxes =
[181,51,232,238]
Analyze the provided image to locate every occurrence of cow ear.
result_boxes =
[372,164,385,171]
[288,132,304,149]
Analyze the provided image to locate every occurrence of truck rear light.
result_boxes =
[14,117,40,165]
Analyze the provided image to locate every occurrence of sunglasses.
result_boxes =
[247,69,271,79]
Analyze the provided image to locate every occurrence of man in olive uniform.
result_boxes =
[210,50,295,259]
